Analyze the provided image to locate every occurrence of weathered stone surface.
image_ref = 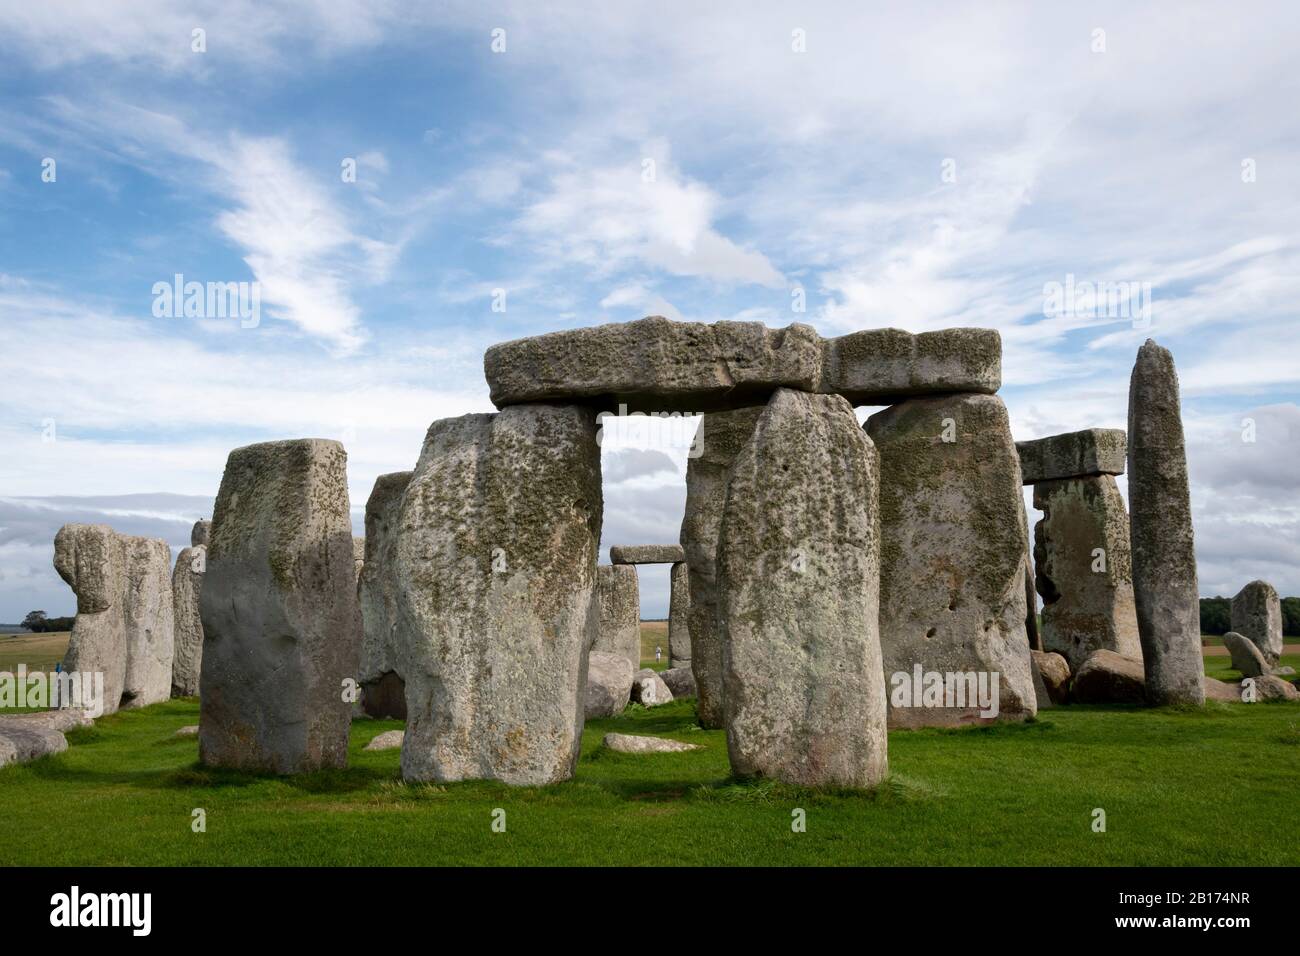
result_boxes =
[55,523,175,714]
[1222,631,1269,678]
[720,389,888,787]
[485,316,1000,412]
[174,724,199,737]
[681,406,765,729]
[1275,666,1296,677]
[668,561,691,665]
[823,327,1002,405]
[1030,658,1053,710]
[610,544,686,565]
[585,652,633,718]
[603,733,701,754]
[358,471,412,720]
[1016,429,1126,484]
[594,565,640,671]
[364,729,404,751]
[1203,677,1241,702]
[1231,580,1283,665]
[55,524,128,714]
[1024,554,1041,651]
[1033,475,1142,672]
[631,669,674,707]
[120,535,175,709]
[199,439,360,775]
[660,664,697,698]
[0,724,67,768]
[866,393,1035,728]
[1128,340,1204,706]
[1031,650,1071,705]
[0,710,93,734]
[1248,675,1300,702]
[171,544,206,697]
[191,519,211,548]
[1071,649,1146,704]
[392,406,601,786]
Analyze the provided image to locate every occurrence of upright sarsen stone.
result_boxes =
[594,565,640,671]
[866,393,1036,727]
[1231,580,1282,665]
[199,439,360,774]
[1033,475,1142,671]
[719,389,887,788]
[191,519,211,548]
[119,535,175,709]
[668,561,691,666]
[358,471,412,720]
[392,406,601,786]
[680,406,764,729]
[1127,340,1204,706]
[171,543,206,697]
[54,524,128,714]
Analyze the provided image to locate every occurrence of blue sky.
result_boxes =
[2,1,1299,620]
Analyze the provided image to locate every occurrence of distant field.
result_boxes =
[639,621,669,669]
[0,631,71,673]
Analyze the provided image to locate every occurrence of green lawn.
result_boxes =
[2,662,1298,866]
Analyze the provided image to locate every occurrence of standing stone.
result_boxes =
[392,406,601,786]
[171,543,206,697]
[1024,554,1041,651]
[1033,475,1142,671]
[54,524,174,713]
[680,406,764,729]
[1230,581,1283,665]
[1127,340,1204,706]
[119,535,175,709]
[719,389,888,788]
[357,471,412,720]
[668,561,691,665]
[595,565,640,671]
[191,519,211,548]
[199,439,360,774]
[54,524,128,714]
[866,393,1036,727]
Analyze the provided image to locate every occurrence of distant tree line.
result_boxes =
[20,611,76,633]
[1199,597,1300,636]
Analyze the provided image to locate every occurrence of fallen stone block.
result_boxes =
[603,733,702,754]
[660,665,697,699]
[631,669,674,707]
[1071,650,1146,705]
[1031,650,1071,705]
[1222,631,1269,678]
[364,729,404,752]
[586,652,634,718]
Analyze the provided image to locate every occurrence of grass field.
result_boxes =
[2,637,1298,866]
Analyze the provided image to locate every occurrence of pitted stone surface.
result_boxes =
[719,389,888,788]
[668,561,691,665]
[610,544,686,565]
[55,523,174,714]
[191,520,211,548]
[392,406,602,786]
[199,439,360,774]
[358,471,412,720]
[585,652,634,718]
[1017,429,1126,484]
[1033,475,1142,672]
[485,316,1000,412]
[594,565,640,671]
[680,406,765,729]
[866,393,1036,728]
[1127,340,1204,706]
[1230,580,1283,665]
[171,544,206,697]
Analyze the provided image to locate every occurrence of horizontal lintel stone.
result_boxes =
[610,544,686,565]
[1016,428,1126,484]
